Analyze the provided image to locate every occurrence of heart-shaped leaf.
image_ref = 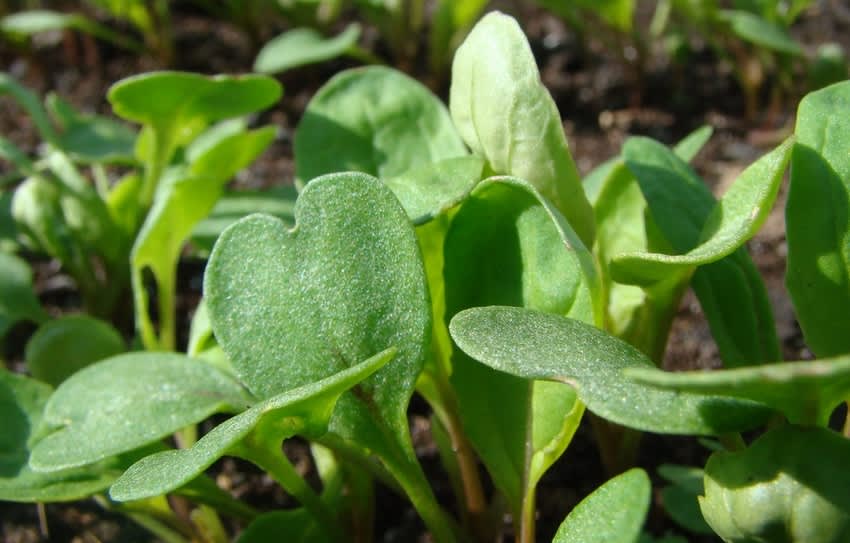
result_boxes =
[449,306,771,435]
[611,137,793,283]
[701,425,850,543]
[109,348,395,502]
[0,370,152,503]
[29,352,252,471]
[294,66,467,186]
[25,315,125,387]
[450,11,594,246]
[616,136,781,367]
[625,355,850,425]
[204,172,452,538]
[131,125,276,350]
[443,177,597,514]
[0,252,47,341]
[553,468,650,543]
[254,24,361,75]
[786,80,850,357]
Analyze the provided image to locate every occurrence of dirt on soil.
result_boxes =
[2,1,848,541]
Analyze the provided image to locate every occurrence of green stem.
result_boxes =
[518,487,535,543]
[718,433,746,452]
[242,443,347,542]
[844,401,850,438]
[125,512,189,543]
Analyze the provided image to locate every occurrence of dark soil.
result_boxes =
[2,1,848,541]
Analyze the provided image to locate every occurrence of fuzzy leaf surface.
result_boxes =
[29,353,252,471]
[449,306,771,435]
[443,176,596,510]
[625,355,850,425]
[109,349,395,501]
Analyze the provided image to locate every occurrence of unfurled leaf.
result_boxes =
[553,468,650,543]
[0,10,142,51]
[625,355,850,425]
[617,136,781,367]
[611,138,793,283]
[701,425,850,543]
[450,11,594,246]
[449,306,771,435]
[294,66,467,186]
[254,24,361,75]
[0,73,57,144]
[444,177,597,514]
[29,352,252,471]
[0,252,47,340]
[25,315,125,387]
[109,348,395,502]
[786,81,850,357]
[658,465,713,534]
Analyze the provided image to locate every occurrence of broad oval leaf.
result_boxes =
[449,306,771,435]
[443,176,596,512]
[254,24,361,75]
[786,80,850,357]
[0,370,144,503]
[720,10,803,55]
[108,72,281,128]
[611,137,793,283]
[625,355,850,425]
[701,425,850,543]
[109,348,395,502]
[553,468,650,543]
[47,94,137,164]
[450,11,594,246]
[294,66,467,186]
[25,315,125,387]
[0,252,47,340]
[29,352,252,471]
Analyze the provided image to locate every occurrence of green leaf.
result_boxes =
[720,10,803,55]
[786,81,850,357]
[237,509,334,543]
[191,186,297,256]
[672,125,714,162]
[131,125,276,350]
[450,11,594,246]
[701,425,850,543]
[0,252,47,340]
[204,172,452,538]
[29,352,252,471]
[109,72,281,129]
[0,72,57,144]
[108,348,395,502]
[0,370,149,502]
[443,177,597,512]
[254,24,361,75]
[625,355,850,425]
[0,10,142,51]
[46,94,137,164]
[658,465,713,534]
[618,136,781,367]
[294,66,467,186]
[612,137,793,283]
[384,156,484,224]
[449,306,771,435]
[553,468,650,543]
[25,315,125,387]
